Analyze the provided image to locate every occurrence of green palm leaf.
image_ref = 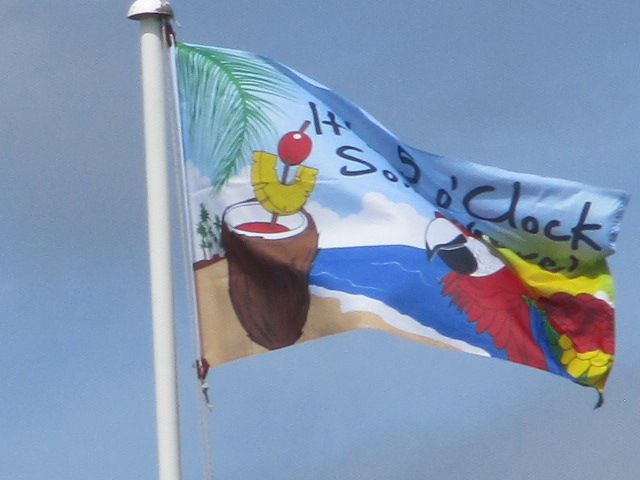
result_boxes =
[176,43,295,189]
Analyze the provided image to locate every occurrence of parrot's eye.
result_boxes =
[438,247,478,275]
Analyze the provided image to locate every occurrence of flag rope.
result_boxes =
[166,23,216,480]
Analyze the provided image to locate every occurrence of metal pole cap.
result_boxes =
[128,0,174,20]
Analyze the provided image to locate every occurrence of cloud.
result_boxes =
[185,163,433,257]
[306,191,432,249]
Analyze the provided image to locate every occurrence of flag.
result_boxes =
[174,42,628,402]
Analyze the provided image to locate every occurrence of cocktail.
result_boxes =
[222,123,319,349]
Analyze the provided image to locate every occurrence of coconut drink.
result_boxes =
[222,123,319,350]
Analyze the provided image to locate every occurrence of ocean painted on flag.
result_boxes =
[175,42,627,400]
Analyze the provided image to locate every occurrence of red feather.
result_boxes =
[442,268,547,369]
[537,292,614,354]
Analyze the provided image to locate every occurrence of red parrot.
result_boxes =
[425,216,615,401]
[425,216,548,369]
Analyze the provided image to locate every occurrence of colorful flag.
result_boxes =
[174,42,628,403]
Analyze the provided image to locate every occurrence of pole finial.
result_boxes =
[128,0,174,21]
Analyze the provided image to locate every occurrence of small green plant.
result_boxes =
[196,204,222,259]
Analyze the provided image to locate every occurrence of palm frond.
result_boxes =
[176,43,295,188]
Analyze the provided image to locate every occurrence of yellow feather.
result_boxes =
[497,248,614,299]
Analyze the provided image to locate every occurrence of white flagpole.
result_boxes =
[128,2,182,480]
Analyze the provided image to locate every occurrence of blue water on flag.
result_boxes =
[309,245,506,359]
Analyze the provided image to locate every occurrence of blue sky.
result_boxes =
[2,1,639,479]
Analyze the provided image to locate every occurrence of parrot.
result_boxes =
[425,215,614,401]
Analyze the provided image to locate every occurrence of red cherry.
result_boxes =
[278,130,312,165]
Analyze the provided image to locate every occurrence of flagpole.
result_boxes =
[128,2,182,480]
